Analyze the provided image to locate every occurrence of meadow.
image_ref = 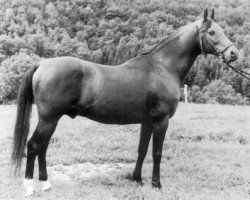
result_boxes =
[0,103,250,200]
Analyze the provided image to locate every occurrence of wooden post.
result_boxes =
[184,84,188,103]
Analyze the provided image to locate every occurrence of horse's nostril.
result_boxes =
[230,50,238,59]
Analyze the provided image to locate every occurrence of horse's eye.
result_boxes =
[209,30,215,36]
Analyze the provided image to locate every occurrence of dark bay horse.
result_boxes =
[11,9,238,196]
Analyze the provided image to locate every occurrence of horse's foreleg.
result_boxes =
[152,116,169,188]
[132,122,152,184]
[24,118,58,196]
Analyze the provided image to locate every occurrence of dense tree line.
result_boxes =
[0,0,249,104]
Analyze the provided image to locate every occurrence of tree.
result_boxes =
[0,53,40,103]
[202,79,247,105]
[0,0,248,104]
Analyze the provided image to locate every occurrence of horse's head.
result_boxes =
[198,9,238,63]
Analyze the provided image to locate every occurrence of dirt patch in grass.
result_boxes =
[49,162,134,182]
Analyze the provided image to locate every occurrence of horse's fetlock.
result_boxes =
[39,173,48,181]
[153,152,162,162]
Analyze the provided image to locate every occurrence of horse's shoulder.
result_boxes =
[147,72,180,113]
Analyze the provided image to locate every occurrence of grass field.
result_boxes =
[1,103,250,200]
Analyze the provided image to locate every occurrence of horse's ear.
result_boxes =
[203,8,208,22]
[211,8,215,20]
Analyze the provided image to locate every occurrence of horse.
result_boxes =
[11,9,238,196]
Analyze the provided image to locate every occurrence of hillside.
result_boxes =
[0,0,249,104]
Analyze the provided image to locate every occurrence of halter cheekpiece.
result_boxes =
[199,27,250,81]
[199,29,234,60]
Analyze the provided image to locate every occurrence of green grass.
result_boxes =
[1,103,250,199]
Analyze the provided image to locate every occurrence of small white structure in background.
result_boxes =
[184,84,188,103]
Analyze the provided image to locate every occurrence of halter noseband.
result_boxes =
[199,29,234,60]
[199,26,250,81]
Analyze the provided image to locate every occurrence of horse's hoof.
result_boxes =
[42,180,52,191]
[152,180,162,189]
[132,174,142,183]
[137,181,144,186]
[132,175,144,186]
[24,179,35,197]
[125,173,144,185]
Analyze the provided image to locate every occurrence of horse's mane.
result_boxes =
[141,19,212,56]
[141,33,177,55]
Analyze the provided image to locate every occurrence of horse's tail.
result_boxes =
[11,63,39,175]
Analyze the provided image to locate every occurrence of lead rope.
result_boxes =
[223,60,250,81]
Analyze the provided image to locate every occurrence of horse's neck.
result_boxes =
[153,21,201,83]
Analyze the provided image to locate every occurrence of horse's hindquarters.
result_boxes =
[33,57,85,120]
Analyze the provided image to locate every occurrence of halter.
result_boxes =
[199,29,234,60]
[199,28,250,81]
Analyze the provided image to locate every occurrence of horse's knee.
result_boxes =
[138,148,147,159]
[153,151,162,163]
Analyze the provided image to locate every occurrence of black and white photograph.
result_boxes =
[0,0,250,199]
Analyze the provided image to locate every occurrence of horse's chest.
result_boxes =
[147,88,179,120]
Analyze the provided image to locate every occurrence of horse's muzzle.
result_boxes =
[224,45,238,63]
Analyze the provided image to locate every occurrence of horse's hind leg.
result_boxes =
[38,118,60,191]
[24,117,59,196]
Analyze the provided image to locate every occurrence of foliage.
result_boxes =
[188,85,205,104]
[0,53,40,103]
[0,0,248,104]
[202,79,247,105]
[187,80,248,105]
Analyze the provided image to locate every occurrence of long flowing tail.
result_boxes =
[11,64,39,175]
